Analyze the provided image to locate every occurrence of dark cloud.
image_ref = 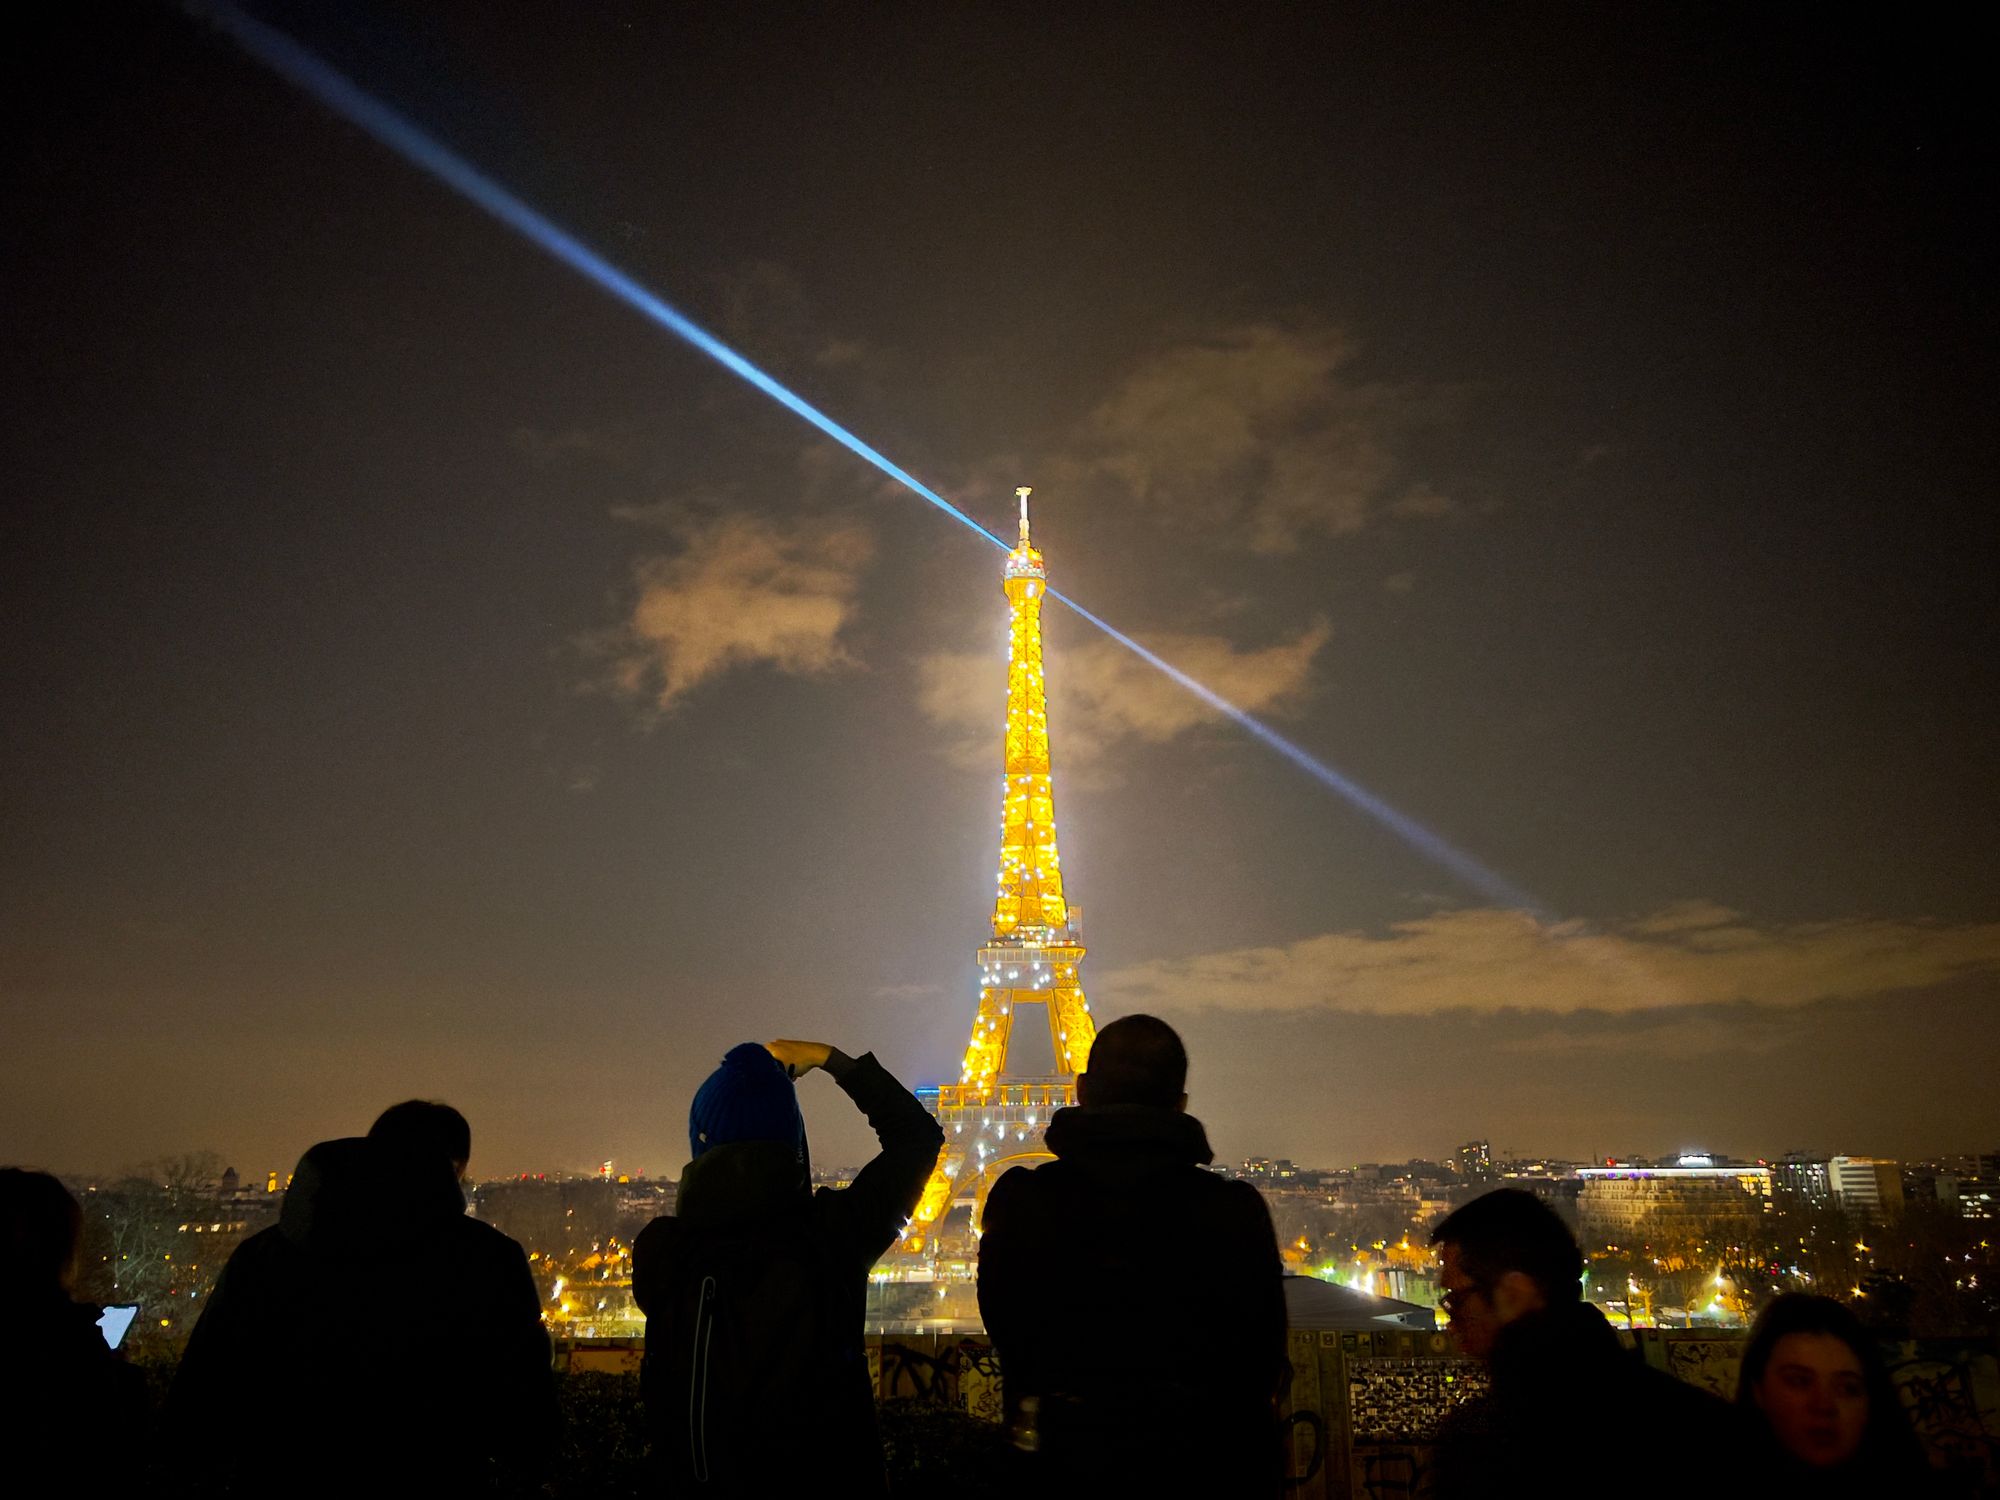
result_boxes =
[1101,901,2000,1016]
[1065,323,1457,553]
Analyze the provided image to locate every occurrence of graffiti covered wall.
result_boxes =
[817,1328,2000,1496]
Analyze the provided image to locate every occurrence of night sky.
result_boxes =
[6,3,1995,1180]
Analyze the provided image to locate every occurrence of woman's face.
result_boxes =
[1754,1331,1870,1468]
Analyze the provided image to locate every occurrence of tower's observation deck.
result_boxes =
[904,488,1098,1250]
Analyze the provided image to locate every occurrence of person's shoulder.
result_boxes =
[1433,1388,1500,1444]
[27,1298,118,1368]
[633,1212,678,1252]
[977,1159,1074,1238]
[449,1212,510,1242]
[1431,1388,1505,1482]
[216,1221,291,1276]
[1625,1358,1743,1434]
[447,1213,531,1264]
[992,1158,1053,1193]
[986,1158,1070,1211]
[231,1222,285,1253]
[1429,1391,1516,1499]
[1632,1358,1726,1405]
[1189,1169,1269,1214]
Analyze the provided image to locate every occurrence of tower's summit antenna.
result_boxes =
[1004,485,1047,581]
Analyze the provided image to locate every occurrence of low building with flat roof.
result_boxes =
[1576,1163,1771,1247]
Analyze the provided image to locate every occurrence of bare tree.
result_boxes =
[76,1150,230,1353]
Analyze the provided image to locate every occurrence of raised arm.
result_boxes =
[769,1040,944,1265]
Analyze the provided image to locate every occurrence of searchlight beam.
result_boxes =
[188,0,1543,915]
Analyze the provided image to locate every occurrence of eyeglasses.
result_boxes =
[1439,1283,1486,1317]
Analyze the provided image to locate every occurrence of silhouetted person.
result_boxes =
[371,1097,473,1177]
[1737,1293,1932,1495]
[977,1014,1287,1496]
[1430,1188,1750,1500]
[166,1102,555,1496]
[632,1040,943,1496]
[0,1167,149,1489]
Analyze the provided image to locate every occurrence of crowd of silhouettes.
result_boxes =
[163,1100,557,1495]
[2,1015,1953,1497]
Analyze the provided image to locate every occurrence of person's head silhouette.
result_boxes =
[0,1167,84,1297]
[369,1100,473,1181]
[1430,1188,1583,1362]
[1076,1014,1189,1110]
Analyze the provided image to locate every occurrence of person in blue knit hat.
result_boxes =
[688,1042,808,1164]
[633,1038,943,1496]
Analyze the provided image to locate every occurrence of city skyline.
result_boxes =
[43,1124,1999,1194]
[6,5,1997,1178]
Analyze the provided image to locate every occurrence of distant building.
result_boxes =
[1902,1166,1960,1211]
[615,1179,675,1221]
[1771,1153,1833,1208]
[1455,1140,1495,1183]
[1240,1157,1298,1181]
[1829,1156,1904,1223]
[1668,1151,1747,1169]
[1238,1157,1333,1189]
[213,1165,281,1234]
[1897,1154,2000,1219]
[1498,1157,1576,1179]
[1575,1164,1771,1246]
[1960,1152,2000,1221]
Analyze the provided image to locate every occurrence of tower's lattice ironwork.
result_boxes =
[904,488,1097,1252]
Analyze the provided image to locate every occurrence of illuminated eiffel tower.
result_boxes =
[904,487,1098,1257]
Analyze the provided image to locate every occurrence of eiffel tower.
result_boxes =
[904,487,1098,1257]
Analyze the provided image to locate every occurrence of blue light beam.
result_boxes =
[191,0,1545,916]
[1050,592,1544,913]
[187,0,1007,556]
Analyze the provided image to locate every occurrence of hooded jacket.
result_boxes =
[165,1137,555,1496]
[976,1104,1288,1493]
[631,1049,944,1497]
[1431,1300,1752,1500]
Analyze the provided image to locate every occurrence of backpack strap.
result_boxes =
[690,1273,717,1484]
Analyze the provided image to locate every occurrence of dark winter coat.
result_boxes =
[165,1137,555,1496]
[1431,1300,1754,1500]
[2,1293,150,1490]
[1744,1440,1943,1500]
[976,1103,1288,1495]
[632,1050,944,1498]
